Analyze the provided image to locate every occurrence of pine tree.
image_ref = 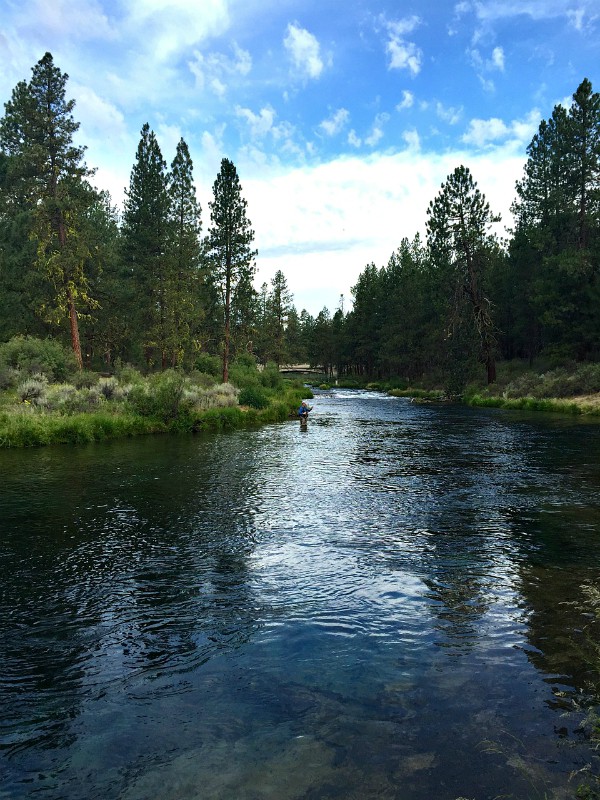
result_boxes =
[205,158,256,382]
[168,138,203,367]
[427,165,500,385]
[121,123,172,367]
[268,270,293,367]
[0,52,97,368]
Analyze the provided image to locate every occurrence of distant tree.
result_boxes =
[284,306,306,364]
[205,158,256,382]
[121,123,172,367]
[427,165,500,385]
[0,52,97,368]
[168,137,203,366]
[347,263,383,377]
[267,270,294,366]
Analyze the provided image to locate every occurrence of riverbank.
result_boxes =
[0,347,310,448]
[331,361,600,417]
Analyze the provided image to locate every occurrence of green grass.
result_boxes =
[0,410,160,448]
[0,381,311,448]
[465,394,600,415]
[388,388,445,401]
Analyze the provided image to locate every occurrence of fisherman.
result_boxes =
[297,400,312,421]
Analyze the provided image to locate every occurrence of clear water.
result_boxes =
[2,390,600,799]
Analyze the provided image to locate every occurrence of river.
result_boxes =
[2,389,600,799]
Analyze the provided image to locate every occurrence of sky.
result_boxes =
[0,0,598,316]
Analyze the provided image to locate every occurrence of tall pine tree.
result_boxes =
[0,52,97,368]
[168,138,203,367]
[427,165,500,385]
[121,123,172,367]
[205,158,256,382]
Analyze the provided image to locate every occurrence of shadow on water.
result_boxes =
[2,392,600,798]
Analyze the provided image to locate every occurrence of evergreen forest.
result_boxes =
[1,54,599,394]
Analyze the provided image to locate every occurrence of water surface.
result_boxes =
[2,390,600,799]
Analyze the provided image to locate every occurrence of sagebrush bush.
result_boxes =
[98,376,119,399]
[17,373,48,404]
[71,370,100,389]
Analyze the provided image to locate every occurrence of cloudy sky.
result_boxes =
[1,0,598,315]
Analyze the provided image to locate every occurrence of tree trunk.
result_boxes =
[67,287,83,370]
[58,216,83,371]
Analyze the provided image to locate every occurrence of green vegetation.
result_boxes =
[0,337,310,448]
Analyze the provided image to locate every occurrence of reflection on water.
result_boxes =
[2,390,600,799]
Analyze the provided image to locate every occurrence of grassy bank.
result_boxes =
[0,385,308,449]
[0,339,311,448]
[322,361,600,417]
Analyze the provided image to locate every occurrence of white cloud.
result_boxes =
[125,0,230,62]
[188,43,252,94]
[396,90,414,110]
[236,105,277,138]
[319,108,350,136]
[19,0,115,40]
[491,45,505,71]
[72,83,127,140]
[436,102,463,125]
[365,113,390,147]
[403,129,420,150]
[461,109,539,148]
[243,144,523,314]
[348,129,362,148]
[385,16,423,75]
[283,23,324,80]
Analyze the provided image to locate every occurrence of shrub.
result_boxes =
[114,362,144,385]
[188,370,218,389]
[71,370,100,389]
[17,373,49,404]
[0,367,20,391]
[98,376,119,400]
[127,370,189,421]
[229,354,260,389]
[194,354,222,378]
[260,361,283,390]
[239,386,269,409]
[0,336,77,381]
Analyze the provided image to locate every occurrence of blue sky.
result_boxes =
[1,0,598,314]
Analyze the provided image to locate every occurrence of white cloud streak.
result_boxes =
[385,15,423,75]
[283,23,325,80]
[319,108,350,136]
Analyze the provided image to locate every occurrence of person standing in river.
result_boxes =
[298,401,312,421]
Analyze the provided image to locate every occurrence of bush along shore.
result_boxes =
[0,337,311,448]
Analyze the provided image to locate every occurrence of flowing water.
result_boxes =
[2,390,600,800]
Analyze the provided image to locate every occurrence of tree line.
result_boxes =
[313,77,599,391]
[1,54,598,390]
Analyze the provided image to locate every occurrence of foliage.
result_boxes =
[0,52,98,368]
[126,370,189,421]
[17,373,48,404]
[238,386,269,409]
[0,335,77,381]
[205,157,257,382]
[194,353,222,377]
